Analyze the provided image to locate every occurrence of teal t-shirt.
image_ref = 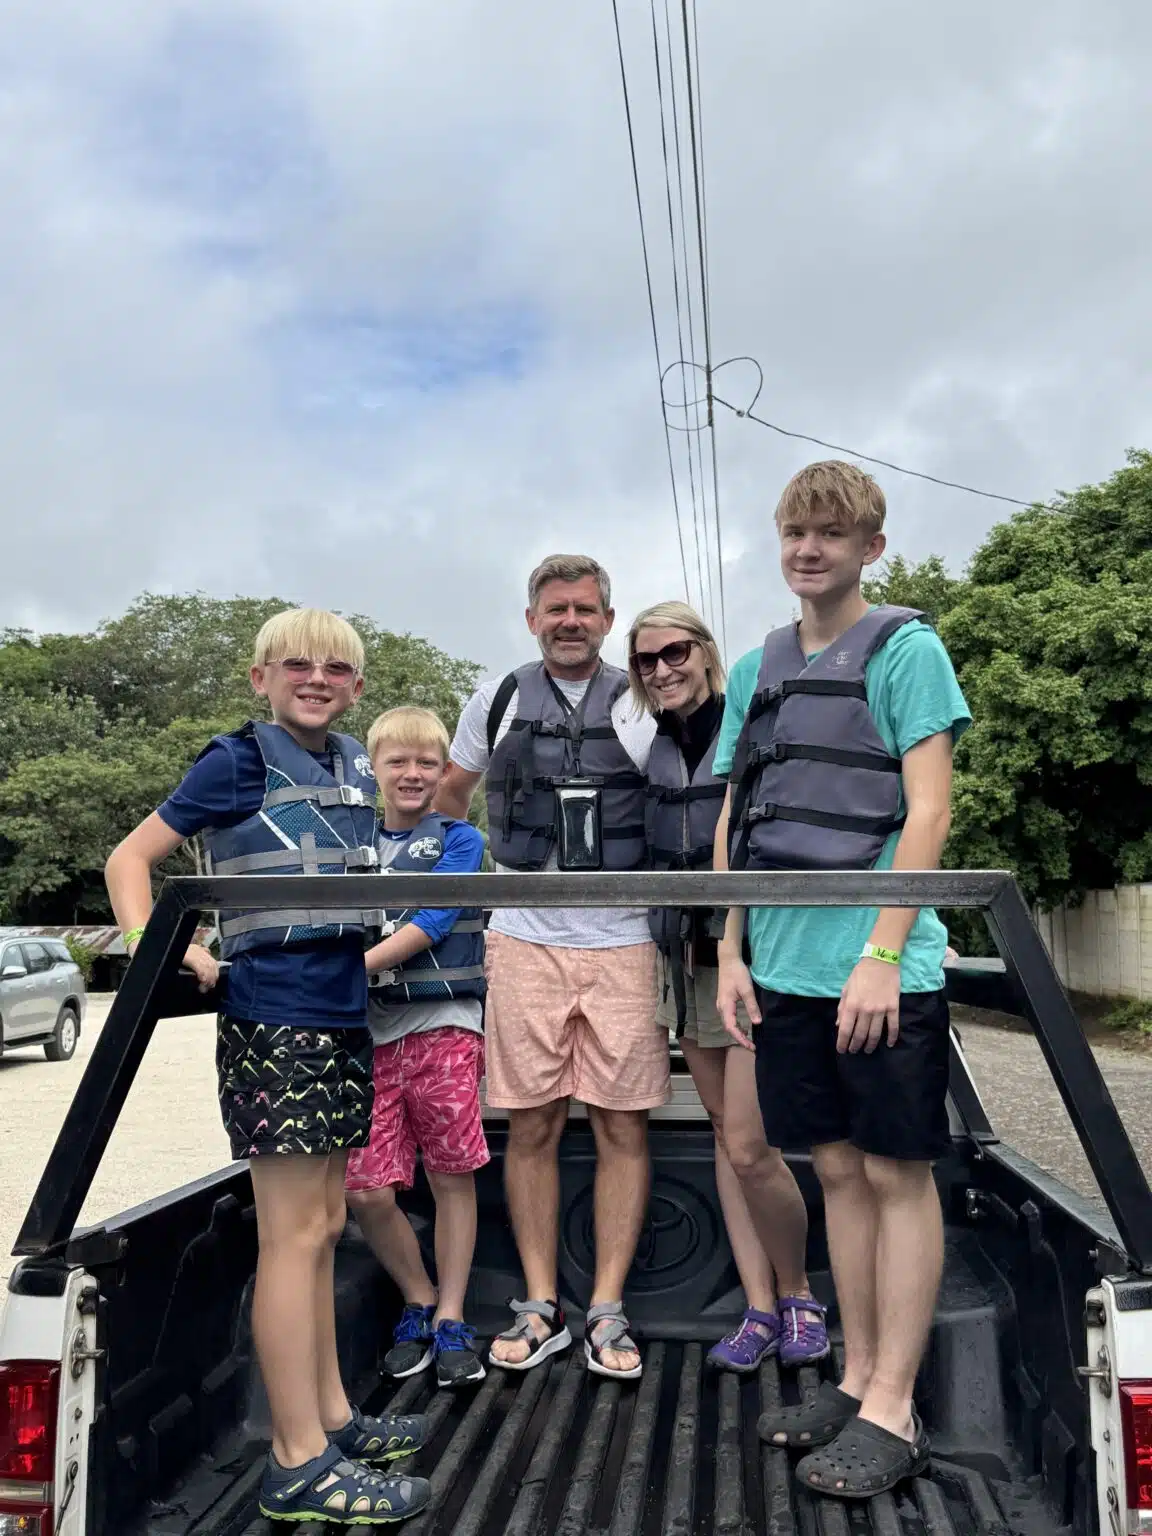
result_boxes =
[714,617,972,998]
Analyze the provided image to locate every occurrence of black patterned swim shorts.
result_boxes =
[215,1016,375,1158]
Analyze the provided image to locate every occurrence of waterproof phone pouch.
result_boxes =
[554,779,604,870]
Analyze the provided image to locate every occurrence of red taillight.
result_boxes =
[0,1363,59,1483]
[1121,1381,1152,1522]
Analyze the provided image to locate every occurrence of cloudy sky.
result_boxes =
[3,0,1151,679]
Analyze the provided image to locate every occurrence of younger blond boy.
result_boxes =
[105,609,430,1528]
[345,707,489,1389]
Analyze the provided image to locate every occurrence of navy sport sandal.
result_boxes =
[259,1443,431,1525]
[329,1407,428,1463]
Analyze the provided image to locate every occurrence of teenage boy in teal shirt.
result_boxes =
[714,462,970,1500]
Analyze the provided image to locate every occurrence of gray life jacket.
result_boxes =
[486,662,647,871]
[368,813,486,1006]
[727,606,926,872]
[203,720,381,958]
[644,705,727,950]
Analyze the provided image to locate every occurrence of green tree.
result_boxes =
[865,450,1152,919]
[0,593,483,921]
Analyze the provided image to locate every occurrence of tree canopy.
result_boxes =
[0,593,482,921]
[864,448,1152,914]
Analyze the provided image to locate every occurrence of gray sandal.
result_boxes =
[487,1299,572,1372]
[584,1302,642,1380]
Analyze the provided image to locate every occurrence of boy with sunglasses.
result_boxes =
[106,608,431,1528]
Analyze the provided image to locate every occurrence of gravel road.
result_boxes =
[2,998,1147,1290]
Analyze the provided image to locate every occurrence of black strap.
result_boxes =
[645,781,727,805]
[487,672,521,757]
[747,677,867,722]
[742,801,906,839]
[649,844,715,869]
[748,742,901,775]
[602,824,647,841]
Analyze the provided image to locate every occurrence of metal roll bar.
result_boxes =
[14,870,1152,1273]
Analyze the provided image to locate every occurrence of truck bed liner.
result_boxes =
[139,1343,1062,1536]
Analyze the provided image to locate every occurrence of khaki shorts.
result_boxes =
[484,932,669,1111]
[656,959,742,1050]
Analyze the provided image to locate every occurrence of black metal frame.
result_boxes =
[14,869,1152,1273]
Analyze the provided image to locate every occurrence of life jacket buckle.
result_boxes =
[368,968,399,989]
[746,801,777,824]
[532,721,566,738]
[345,846,379,869]
[337,785,367,806]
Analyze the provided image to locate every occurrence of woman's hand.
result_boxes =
[716,949,760,1049]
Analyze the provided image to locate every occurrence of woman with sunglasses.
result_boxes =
[628,602,826,1374]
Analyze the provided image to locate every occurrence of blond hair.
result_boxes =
[253,607,365,672]
[775,461,886,535]
[527,554,611,612]
[626,600,726,716]
[367,706,450,763]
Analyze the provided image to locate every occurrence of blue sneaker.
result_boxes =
[433,1319,486,1388]
[259,1443,430,1525]
[329,1407,428,1463]
[384,1303,435,1379]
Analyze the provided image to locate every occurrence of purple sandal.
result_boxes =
[707,1308,781,1373]
[778,1295,830,1366]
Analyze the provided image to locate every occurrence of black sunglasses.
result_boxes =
[631,638,698,676]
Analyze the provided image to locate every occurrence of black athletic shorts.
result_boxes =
[215,1016,375,1159]
[753,987,951,1162]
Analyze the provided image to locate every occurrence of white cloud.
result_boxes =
[1,0,1151,681]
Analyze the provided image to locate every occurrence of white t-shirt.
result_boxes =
[450,672,657,950]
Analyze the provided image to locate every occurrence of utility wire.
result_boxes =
[682,0,727,659]
[661,0,711,625]
[711,391,1034,508]
[610,0,692,601]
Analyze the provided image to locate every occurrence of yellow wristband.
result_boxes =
[861,943,901,966]
[122,926,146,949]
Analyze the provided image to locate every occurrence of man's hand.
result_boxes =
[179,943,219,993]
[836,957,900,1054]
[716,950,760,1049]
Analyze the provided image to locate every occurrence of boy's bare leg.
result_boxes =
[249,1156,335,1467]
[722,1048,811,1300]
[857,1155,943,1438]
[680,1042,777,1316]
[316,1154,354,1431]
[347,1186,438,1306]
[490,1101,569,1364]
[811,1142,879,1404]
[426,1170,478,1322]
[586,1105,649,1374]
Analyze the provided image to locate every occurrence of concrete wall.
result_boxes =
[1034,885,1152,999]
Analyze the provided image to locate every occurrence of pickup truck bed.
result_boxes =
[96,1106,1092,1536]
[11,870,1150,1536]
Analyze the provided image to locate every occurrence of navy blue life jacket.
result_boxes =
[203,720,381,959]
[368,813,486,1006]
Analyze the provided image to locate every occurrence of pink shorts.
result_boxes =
[484,932,668,1111]
[345,1028,489,1192]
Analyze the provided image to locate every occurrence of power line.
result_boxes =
[712,390,1034,508]
[660,0,711,626]
[609,0,692,601]
[683,0,727,659]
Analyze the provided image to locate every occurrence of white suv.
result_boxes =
[0,933,87,1062]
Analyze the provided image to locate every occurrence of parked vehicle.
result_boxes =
[1,869,1150,1536]
[0,930,86,1063]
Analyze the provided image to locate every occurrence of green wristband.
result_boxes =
[861,943,901,966]
[122,925,146,949]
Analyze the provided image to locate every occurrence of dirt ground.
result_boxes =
[2,997,1146,1291]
